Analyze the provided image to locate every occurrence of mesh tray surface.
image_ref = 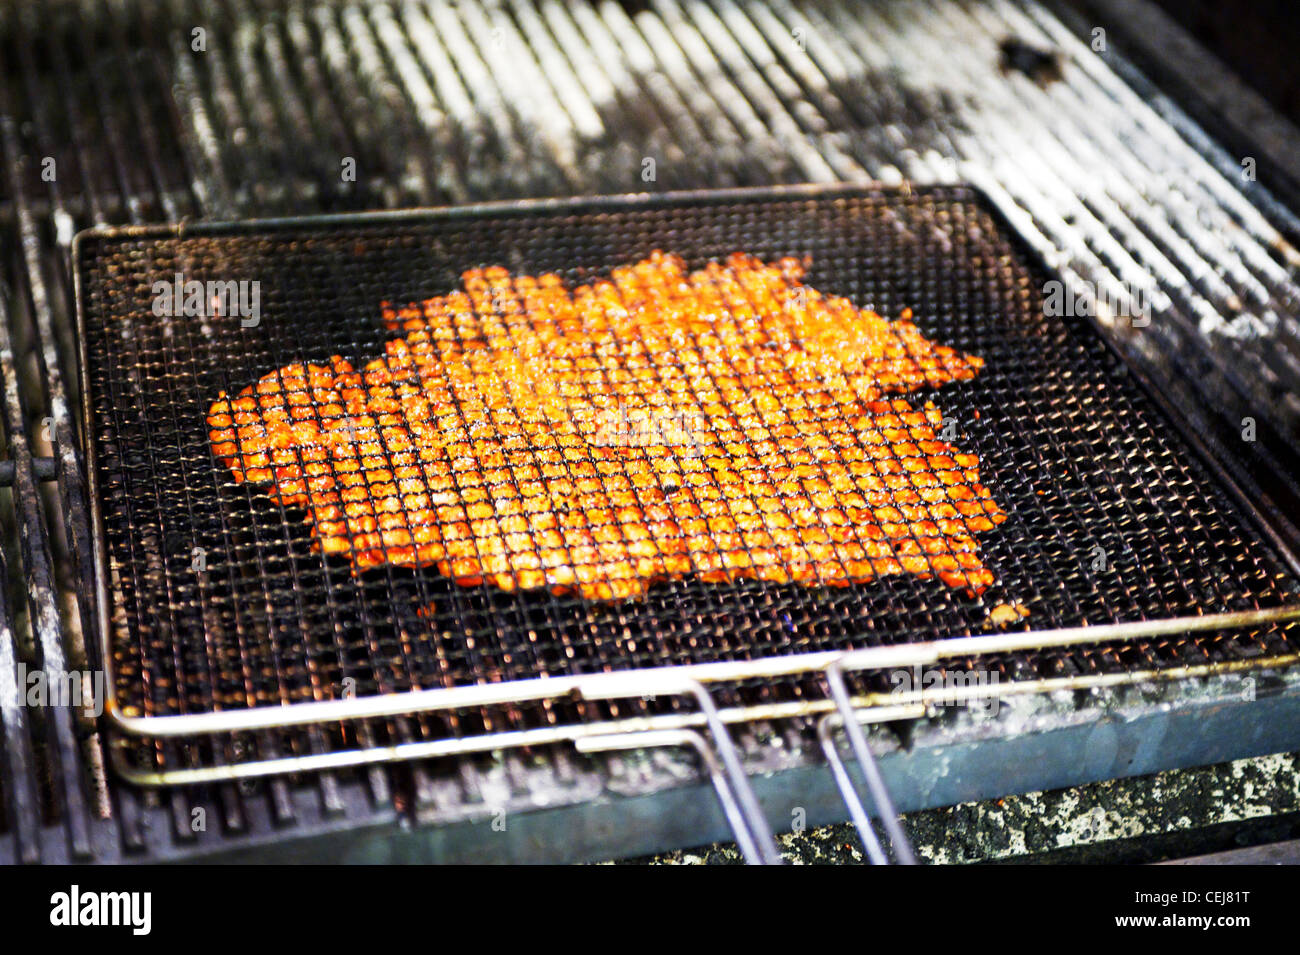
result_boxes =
[75,186,1300,722]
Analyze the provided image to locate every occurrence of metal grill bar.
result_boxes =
[0,519,42,863]
[579,729,776,863]
[816,711,905,864]
[101,608,1300,789]
[582,677,783,863]
[823,662,916,864]
[0,284,91,857]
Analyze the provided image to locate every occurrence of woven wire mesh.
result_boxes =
[76,187,1300,726]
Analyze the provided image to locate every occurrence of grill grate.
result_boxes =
[4,0,1300,857]
[77,187,1300,731]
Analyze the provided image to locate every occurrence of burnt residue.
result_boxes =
[641,750,1300,865]
[999,36,1065,86]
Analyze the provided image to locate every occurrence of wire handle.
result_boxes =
[577,674,783,864]
[577,729,775,865]
[821,660,918,864]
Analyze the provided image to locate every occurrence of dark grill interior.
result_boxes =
[3,0,1300,862]
[78,188,1300,733]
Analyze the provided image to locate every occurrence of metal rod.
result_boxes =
[577,729,768,864]
[103,648,1296,785]
[824,661,916,864]
[577,674,783,864]
[683,683,783,864]
[102,600,1300,738]
[817,714,889,865]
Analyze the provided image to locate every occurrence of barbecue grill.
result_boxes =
[4,0,1300,865]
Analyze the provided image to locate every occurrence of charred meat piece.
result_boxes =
[208,252,1007,600]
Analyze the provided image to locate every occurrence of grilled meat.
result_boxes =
[208,252,1007,600]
